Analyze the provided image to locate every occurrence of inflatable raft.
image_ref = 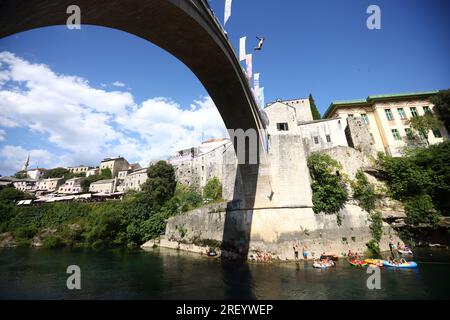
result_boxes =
[383,261,418,268]
[364,259,384,267]
[313,261,334,269]
[348,259,367,267]
[398,249,413,255]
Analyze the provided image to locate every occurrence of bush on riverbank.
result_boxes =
[0,161,204,249]
[379,141,450,226]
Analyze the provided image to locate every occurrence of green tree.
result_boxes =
[309,94,321,120]
[43,167,70,179]
[100,168,112,179]
[404,195,440,227]
[408,114,441,145]
[203,177,222,202]
[142,161,176,208]
[14,171,28,179]
[351,170,377,212]
[80,168,112,192]
[430,89,450,132]
[0,187,34,204]
[307,153,348,219]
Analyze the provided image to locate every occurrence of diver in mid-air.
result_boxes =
[254,36,265,51]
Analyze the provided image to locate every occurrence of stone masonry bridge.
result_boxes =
[0,0,277,209]
[1,0,336,259]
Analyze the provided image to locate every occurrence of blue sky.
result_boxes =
[0,0,449,175]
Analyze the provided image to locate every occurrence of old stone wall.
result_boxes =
[159,203,401,261]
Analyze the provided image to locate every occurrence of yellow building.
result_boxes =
[323,91,448,156]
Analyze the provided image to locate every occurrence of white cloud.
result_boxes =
[112,81,125,87]
[0,51,227,174]
[0,129,5,141]
[0,145,53,175]
[116,96,226,165]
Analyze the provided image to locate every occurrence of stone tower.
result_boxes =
[22,154,30,172]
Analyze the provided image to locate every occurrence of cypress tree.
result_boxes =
[309,94,321,120]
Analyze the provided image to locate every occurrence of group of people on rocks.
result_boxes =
[254,250,273,263]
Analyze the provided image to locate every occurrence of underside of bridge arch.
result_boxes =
[0,0,264,132]
[1,0,303,259]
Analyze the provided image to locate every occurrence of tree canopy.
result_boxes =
[142,161,177,208]
[408,114,441,145]
[430,89,450,131]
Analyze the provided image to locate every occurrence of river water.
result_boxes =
[0,247,449,299]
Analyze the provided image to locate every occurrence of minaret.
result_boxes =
[22,154,30,172]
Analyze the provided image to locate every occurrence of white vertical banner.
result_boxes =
[254,73,260,89]
[239,36,247,61]
[260,87,265,108]
[245,54,253,80]
[253,73,260,106]
[224,0,232,25]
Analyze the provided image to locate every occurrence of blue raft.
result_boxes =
[383,261,418,268]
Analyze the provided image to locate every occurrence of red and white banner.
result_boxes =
[245,54,252,80]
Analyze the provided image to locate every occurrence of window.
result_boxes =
[391,129,401,141]
[277,123,289,131]
[405,128,414,140]
[423,106,432,115]
[313,136,319,144]
[433,128,442,138]
[410,107,418,117]
[385,109,394,121]
[326,135,331,143]
[347,114,354,119]
[397,108,407,120]
[361,114,369,124]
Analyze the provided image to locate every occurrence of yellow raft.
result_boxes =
[364,259,384,267]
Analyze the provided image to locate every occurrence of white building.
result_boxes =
[67,166,90,175]
[86,168,100,177]
[117,168,148,192]
[264,99,348,152]
[58,177,83,194]
[323,91,449,156]
[100,157,130,178]
[27,168,46,180]
[13,178,37,193]
[89,178,117,194]
[297,118,349,154]
[169,138,232,189]
[36,177,64,193]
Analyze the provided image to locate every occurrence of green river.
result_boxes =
[0,247,449,299]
